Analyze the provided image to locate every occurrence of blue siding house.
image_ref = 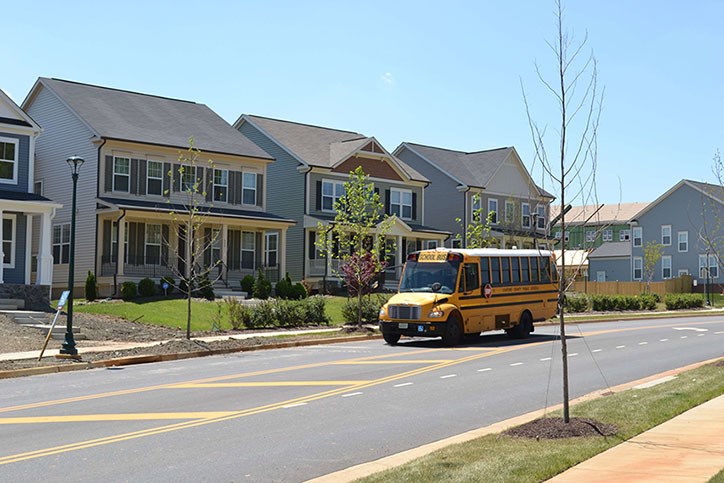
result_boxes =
[0,88,61,308]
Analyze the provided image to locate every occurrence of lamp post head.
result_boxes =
[66,155,85,175]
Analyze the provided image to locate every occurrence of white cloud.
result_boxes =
[380,72,394,85]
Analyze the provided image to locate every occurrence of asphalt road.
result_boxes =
[0,315,722,482]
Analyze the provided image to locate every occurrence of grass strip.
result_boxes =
[359,360,724,483]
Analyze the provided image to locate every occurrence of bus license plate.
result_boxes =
[417,325,424,332]
[398,323,408,329]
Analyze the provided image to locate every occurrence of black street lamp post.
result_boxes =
[60,155,84,356]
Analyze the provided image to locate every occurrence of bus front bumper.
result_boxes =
[379,321,446,337]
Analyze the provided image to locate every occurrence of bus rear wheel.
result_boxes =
[441,314,463,346]
[507,311,532,339]
[383,333,401,345]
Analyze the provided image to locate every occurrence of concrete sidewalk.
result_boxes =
[548,393,724,482]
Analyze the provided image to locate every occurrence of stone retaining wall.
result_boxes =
[0,284,52,311]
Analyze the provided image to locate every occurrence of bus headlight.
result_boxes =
[428,308,444,318]
[379,307,387,318]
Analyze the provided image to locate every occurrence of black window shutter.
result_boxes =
[138,160,147,196]
[401,237,407,259]
[128,223,137,264]
[136,223,145,265]
[412,192,417,219]
[173,164,181,192]
[229,230,240,270]
[102,220,111,261]
[256,174,263,207]
[206,168,213,202]
[162,225,169,265]
[105,156,113,192]
[255,232,263,268]
[384,189,390,215]
[130,159,139,194]
[315,181,322,211]
[163,162,171,197]
[308,231,316,259]
[416,240,422,251]
[229,172,238,204]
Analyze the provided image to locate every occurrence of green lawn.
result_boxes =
[359,361,724,483]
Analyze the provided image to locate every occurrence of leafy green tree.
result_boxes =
[454,194,497,248]
[316,166,394,326]
[643,241,664,292]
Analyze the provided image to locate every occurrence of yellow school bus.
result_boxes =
[378,248,559,345]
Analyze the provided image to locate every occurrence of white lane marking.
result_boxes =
[568,353,579,357]
[715,331,724,335]
[659,339,669,342]
[282,403,308,409]
[616,345,626,349]
[681,336,688,339]
[634,375,677,390]
[394,382,413,388]
[698,334,705,337]
[673,327,708,332]
[540,357,552,361]
[440,374,457,379]
[477,368,492,372]
[510,362,524,367]
[592,349,602,353]
[341,392,363,398]
[638,342,648,345]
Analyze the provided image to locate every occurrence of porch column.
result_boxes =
[25,214,33,284]
[326,229,333,275]
[117,217,126,276]
[221,224,229,279]
[279,228,287,278]
[38,212,54,285]
[396,235,403,279]
[0,209,4,284]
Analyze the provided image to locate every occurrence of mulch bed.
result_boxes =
[504,417,618,439]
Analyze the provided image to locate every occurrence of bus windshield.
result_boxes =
[398,261,461,294]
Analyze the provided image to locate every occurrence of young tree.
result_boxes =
[643,241,664,293]
[698,150,724,275]
[454,194,497,248]
[316,166,394,326]
[522,0,603,422]
[165,138,222,339]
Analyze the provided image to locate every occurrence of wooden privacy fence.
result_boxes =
[571,276,692,296]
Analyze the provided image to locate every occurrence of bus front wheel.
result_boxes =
[383,333,401,345]
[442,314,463,346]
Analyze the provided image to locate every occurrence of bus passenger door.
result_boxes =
[458,263,483,333]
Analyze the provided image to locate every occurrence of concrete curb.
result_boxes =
[306,357,724,483]
[0,334,382,380]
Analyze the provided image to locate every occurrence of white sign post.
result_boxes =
[38,291,71,361]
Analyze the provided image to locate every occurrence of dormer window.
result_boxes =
[0,137,18,184]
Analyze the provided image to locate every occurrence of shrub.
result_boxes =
[85,271,97,301]
[302,295,329,325]
[275,272,293,299]
[198,273,215,301]
[591,295,642,311]
[240,275,255,294]
[290,283,308,300]
[564,293,589,313]
[179,279,193,295]
[664,293,705,310]
[639,293,658,310]
[120,281,137,300]
[138,277,156,297]
[225,298,252,330]
[342,295,387,324]
[641,292,661,303]
[253,269,272,300]
[249,299,276,328]
[274,299,306,327]
[160,276,175,294]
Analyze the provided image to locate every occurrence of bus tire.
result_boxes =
[383,333,401,345]
[508,311,532,339]
[442,314,463,346]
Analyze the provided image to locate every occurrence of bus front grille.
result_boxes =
[388,305,421,320]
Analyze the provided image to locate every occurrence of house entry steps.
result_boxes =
[0,299,85,340]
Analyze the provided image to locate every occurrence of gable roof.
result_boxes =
[631,179,724,221]
[23,78,271,160]
[0,89,40,132]
[238,115,427,182]
[550,202,649,227]
[588,241,631,258]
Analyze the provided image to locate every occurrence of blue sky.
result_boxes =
[3,1,721,206]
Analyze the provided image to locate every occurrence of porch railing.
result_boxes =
[307,258,341,277]
[100,255,175,278]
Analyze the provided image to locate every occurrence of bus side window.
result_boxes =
[501,257,511,285]
[465,263,480,292]
[511,257,521,284]
[521,257,530,283]
[531,257,540,282]
[491,257,501,285]
[540,257,551,282]
[480,257,490,285]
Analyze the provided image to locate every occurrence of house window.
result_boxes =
[181,165,197,191]
[678,231,688,252]
[505,201,515,224]
[265,232,278,267]
[390,188,413,219]
[661,225,672,246]
[602,229,613,242]
[110,222,118,263]
[488,198,498,225]
[678,269,689,277]
[586,230,596,243]
[632,227,642,247]
[471,195,481,220]
[620,229,630,241]
[52,223,71,264]
[214,169,228,202]
[147,160,163,196]
[536,205,546,230]
[661,256,672,279]
[321,179,345,211]
[241,232,255,269]
[34,180,43,196]
[699,254,719,279]
[242,172,257,205]
[113,157,130,192]
[521,203,531,228]
[633,257,643,280]
[426,240,438,249]
[596,271,606,282]
[0,137,18,183]
[145,224,162,265]
[2,216,15,267]
[452,239,462,249]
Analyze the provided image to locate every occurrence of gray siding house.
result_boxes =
[587,242,632,282]
[629,179,722,291]
[0,88,60,308]
[394,143,554,249]
[235,115,449,287]
[22,78,294,297]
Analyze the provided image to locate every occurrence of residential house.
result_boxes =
[550,202,648,250]
[235,115,450,288]
[0,88,61,309]
[393,143,554,249]
[22,78,294,297]
[587,242,631,282]
[628,180,722,291]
